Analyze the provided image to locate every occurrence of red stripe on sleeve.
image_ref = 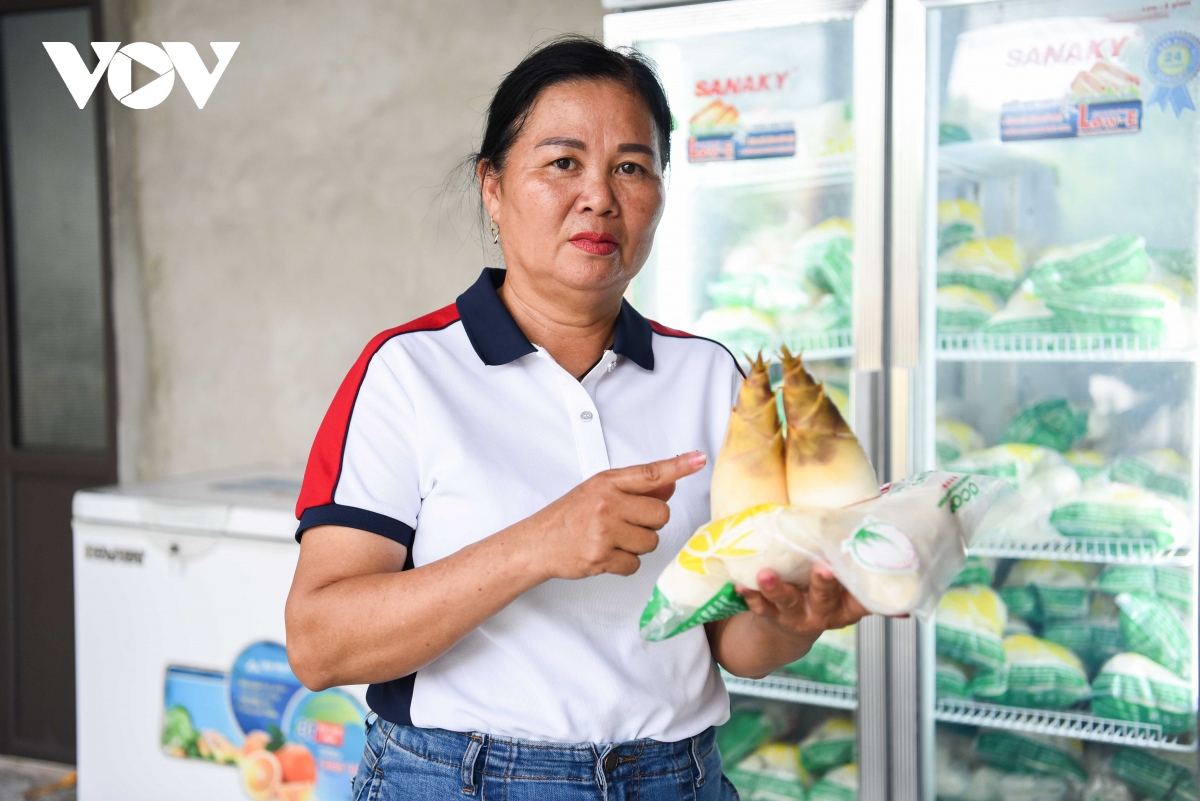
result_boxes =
[295,303,461,519]
[648,320,746,378]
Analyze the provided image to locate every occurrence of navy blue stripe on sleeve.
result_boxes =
[295,503,415,547]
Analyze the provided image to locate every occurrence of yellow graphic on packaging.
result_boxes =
[938,198,984,228]
[679,504,783,575]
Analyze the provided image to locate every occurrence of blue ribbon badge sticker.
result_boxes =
[1146,31,1200,116]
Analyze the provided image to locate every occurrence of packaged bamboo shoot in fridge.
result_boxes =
[1108,747,1199,801]
[991,634,1091,710]
[974,731,1087,783]
[1114,592,1191,678]
[935,585,1008,673]
[717,705,790,767]
[779,623,856,686]
[981,289,1073,335]
[1092,654,1196,735]
[938,199,984,255]
[1025,235,1150,295]
[936,418,986,465]
[726,742,808,801]
[807,763,858,801]
[998,398,1089,453]
[937,237,1026,298]
[1109,449,1191,501]
[937,285,999,333]
[999,560,1094,622]
[1048,481,1190,548]
[798,717,856,777]
[1097,565,1191,615]
[642,352,1014,641]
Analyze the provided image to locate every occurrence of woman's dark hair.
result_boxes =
[474,35,673,179]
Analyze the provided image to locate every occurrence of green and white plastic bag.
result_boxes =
[938,199,984,255]
[1065,449,1108,481]
[936,657,970,699]
[781,624,856,686]
[936,419,987,465]
[799,717,856,776]
[981,289,1072,335]
[1025,235,1150,294]
[1109,449,1191,501]
[1115,592,1191,677]
[1108,747,1198,801]
[1043,283,1186,339]
[1000,560,1094,622]
[945,444,1061,488]
[936,585,1008,672]
[937,237,1026,298]
[1099,565,1192,615]
[726,743,809,801]
[718,706,789,767]
[641,471,1013,641]
[808,763,858,801]
[1040,595,1125,673]
[1092,653,1196,735]
[951,556,997,588]
[937,285,999,333]
[975,730,1086,782]
[999,399,1089,453]
[992,634,1091,710]
[1049,482,1190,548]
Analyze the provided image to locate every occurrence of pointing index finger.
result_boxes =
[610,452,707,495]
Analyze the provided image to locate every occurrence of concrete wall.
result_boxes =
[105,0,604,481]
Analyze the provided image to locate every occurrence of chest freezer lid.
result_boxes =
[72,466,304,542]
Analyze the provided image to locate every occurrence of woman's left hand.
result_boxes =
[736,563,870,639]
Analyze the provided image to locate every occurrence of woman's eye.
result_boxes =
[553,157,573,170]
[618,162,643,175]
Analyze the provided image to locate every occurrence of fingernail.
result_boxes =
[688,451,707,467]
[760,573,778,590]
[815,563,834,580]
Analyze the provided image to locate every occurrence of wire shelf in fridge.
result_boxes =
[936,332,1196,362]
[722,671,858,710]
[969,537,1193,566]
[723,329,854,368]
[933,698,1197,751]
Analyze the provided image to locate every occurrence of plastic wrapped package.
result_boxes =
[640,471,1013,640]
[999,560,1094,622]
[1043,283,1190,343]
[1114,593,1191,677]
[981,290,1073,335]
[951,556,996,588]
[998,399,1089,453]
[938,199,984,255]
[974,731,1087,782]
[1099,564,1192,615]
[780,624,856,686]
[777,294,851,335]
[1108,747,1198,801]
[936,656,970,699]
[1048,481,1190,548]
[807,763,858,801]
[1091,653,1196,734]
[991,634,1091,709]
[798,717,856,776]
[1024,236,1150,295]
[726,742,808,801]
[945,444,1062,488]
[936,585,1008,673]
[936,419,987,465]
[1065,449,1108,481]
[692,306,777,355]
[1109,449,1191,501]
[1082,773,1136,801]
[937,237,1026,298]
[717,706,790,767]
[1040,595,1125,673]
[937,286,999,333]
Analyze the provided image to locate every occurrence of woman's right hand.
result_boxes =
[522,451,708,581]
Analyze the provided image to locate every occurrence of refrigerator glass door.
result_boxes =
[606,2,887,799]
[905,1,1200,797]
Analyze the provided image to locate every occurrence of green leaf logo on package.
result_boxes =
[843,518,919,574]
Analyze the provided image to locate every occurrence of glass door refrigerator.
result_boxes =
[893,1,1200,799]
[605,2,890,799]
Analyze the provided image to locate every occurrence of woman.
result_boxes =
[286,36,869,800]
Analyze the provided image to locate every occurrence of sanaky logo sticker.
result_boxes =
[42,41,238,109]
[84,545,145,565]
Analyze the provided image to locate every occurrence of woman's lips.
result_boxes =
[570,232,618,256]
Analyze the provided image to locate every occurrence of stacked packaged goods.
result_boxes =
[719,708,858,801]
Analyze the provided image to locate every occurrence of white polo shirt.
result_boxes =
[296,267,742,743]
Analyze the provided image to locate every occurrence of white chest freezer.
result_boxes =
[73,468,368,801]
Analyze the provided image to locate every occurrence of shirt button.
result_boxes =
[603,751,619,772]
[580,411,594,422]
[607,361,615,373]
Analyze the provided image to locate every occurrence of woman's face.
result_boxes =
[480,79,666,299]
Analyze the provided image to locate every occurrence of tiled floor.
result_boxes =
[0,757,75,801]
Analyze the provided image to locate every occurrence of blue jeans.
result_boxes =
[350,715,740,801]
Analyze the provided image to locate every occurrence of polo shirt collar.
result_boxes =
[456,268,655,371]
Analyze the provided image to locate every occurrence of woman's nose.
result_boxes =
[575,169,618,216]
